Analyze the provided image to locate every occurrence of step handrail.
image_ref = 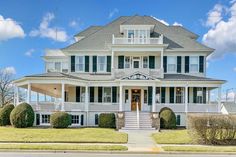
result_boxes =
[136,102,140,128]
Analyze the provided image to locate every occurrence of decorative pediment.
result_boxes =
[121,72,155,80]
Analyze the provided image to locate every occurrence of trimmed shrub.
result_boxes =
[0,104,14,126]
[188,114,236,145]
[10,103,34,128]
[159,107,176,129]
[50,112,71,128]
[98,113,116,128]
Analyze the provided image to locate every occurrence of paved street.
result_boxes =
[1,152,236,157]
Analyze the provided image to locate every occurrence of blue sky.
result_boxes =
[0,0,236,96]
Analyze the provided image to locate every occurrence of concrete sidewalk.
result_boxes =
[120,130,162,153]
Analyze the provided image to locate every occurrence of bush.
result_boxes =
[98,113,116,128]
[0,104,14,126]
[10,103,34,128]
[188,114,236,145]
[159,107,176,129]
[50,112,71,128]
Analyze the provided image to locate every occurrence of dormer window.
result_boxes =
[128,30,134,38]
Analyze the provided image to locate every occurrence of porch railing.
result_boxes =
[112,35,163,45]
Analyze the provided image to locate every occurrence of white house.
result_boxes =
[13,15,225,129]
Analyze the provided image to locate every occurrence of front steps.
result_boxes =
[121,112,154,130]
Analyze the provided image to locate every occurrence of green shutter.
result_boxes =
[169,87,175,103]
[118,56,124,69]
[149,56,155,69]
[112,87,117,103]
[148,86,152,106]
[71,56,75,72]
[93,56,97,72]
[161,87,166,103]
[85,56,89,72]
[95,114,99,125]
[107,56,111,72]
[89,87,94,102]
[203,87,206,104]
[76,86,80,102]
[81,115,84,126]
[98,87,103,103]
[163,56,167,73]
[176,115,181,125]
[36,114,40,125]
[177,56,182,73]
[193,87,197,103]
[199,56,204,73]
[185,56,189,73]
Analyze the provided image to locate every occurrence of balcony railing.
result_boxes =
[112,34,163,45]
[113,68,163,79]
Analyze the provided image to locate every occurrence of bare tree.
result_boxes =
[0,69,15,106]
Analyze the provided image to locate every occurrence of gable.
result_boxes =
[121,72,155,80]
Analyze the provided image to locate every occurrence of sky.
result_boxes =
[0,0,236,99]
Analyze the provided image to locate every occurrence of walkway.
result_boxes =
[120,129,162,153]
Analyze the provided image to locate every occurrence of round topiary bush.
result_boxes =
[98,113,116,128]
[0,104,14,126]
[159,107,176,129]
[10,103,35,128]
[50,112,71,128]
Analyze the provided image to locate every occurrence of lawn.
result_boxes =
[162,146,236,152]
[152,129,193,144]
[0,144,127,151]
[0,127,127,143]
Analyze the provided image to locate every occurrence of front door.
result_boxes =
[131,89,141,111]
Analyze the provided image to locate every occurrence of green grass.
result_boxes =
[0,127,127,143]
[0,144,127,151]
[162,146,236,152]
[152,130,193,144]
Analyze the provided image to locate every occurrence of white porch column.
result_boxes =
[85,85,89,126]
[119,85,123,111]
[27,83,31,104]
[61,83,65,111]
[36,92,39,111]
[111,50,114,69]
[218,86,222,113]
[185,85,188,113]
[161,49,164,71]
[152,86,156,112]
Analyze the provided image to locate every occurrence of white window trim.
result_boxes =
[189,56,199,73]
[41,114,51,125]
[71,114,80,125]
[124,56,131,69]
[97,56,107,73]
[75,56,85,72]
[167,56,177,73]
[103,87,112,103]
[142,56,149,68]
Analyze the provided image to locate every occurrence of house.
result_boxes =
[13,15,225,129]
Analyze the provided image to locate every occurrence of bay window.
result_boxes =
[167,56,177,73]
[190,56,199,73]
[97,56,106,72]
[75,56,84,72]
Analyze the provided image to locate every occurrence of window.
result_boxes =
[62,62,68,73]
[75,56,84,72]
[143,56,148,68]
[156,87,161,103]
[133,57,140,68]
[197,87,203,103]
[81,87,85,102]
[41,114,50,124]
[55,62,61,72]
[97,56,106,72]
[190,56,199,73]
[125,89,129,103]
[176,87,184,103]
[71,115,80,124]
[167,56,177,73]
[144,90,148,103]
[103,87,111,103]
[125,56,131,68]
[128,30,134,38]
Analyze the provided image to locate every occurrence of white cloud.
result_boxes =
[0,15,25,41]
[1,66,16,75]
[173,22,183,26]
[69,19,83,30]
[151,16,169,26]
[108,8,119,19]
[25,49,35,57]
[205,4,225,27]
[69,20,77,27]
[202,1,236,60]
[29,12,68,42]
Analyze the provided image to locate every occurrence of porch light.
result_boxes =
[117,112,124,118]
[152,113,159,119]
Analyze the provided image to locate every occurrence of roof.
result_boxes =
[25,72,85,80]
[74,26,103,37]
[169,26,199,39]
[44,49,66,57]
[162,74,225,82]
[62,15,214,52]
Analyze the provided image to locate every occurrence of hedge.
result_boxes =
[0,104,14,126]
[50,112,71,128]
[188,114,236,145]
[159,107,176,129]
[10,103,34,128]
[98,113,116,128]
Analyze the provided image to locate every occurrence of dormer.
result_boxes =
[120,25,155,39]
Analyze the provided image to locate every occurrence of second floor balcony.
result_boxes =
[112,34,163,45]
